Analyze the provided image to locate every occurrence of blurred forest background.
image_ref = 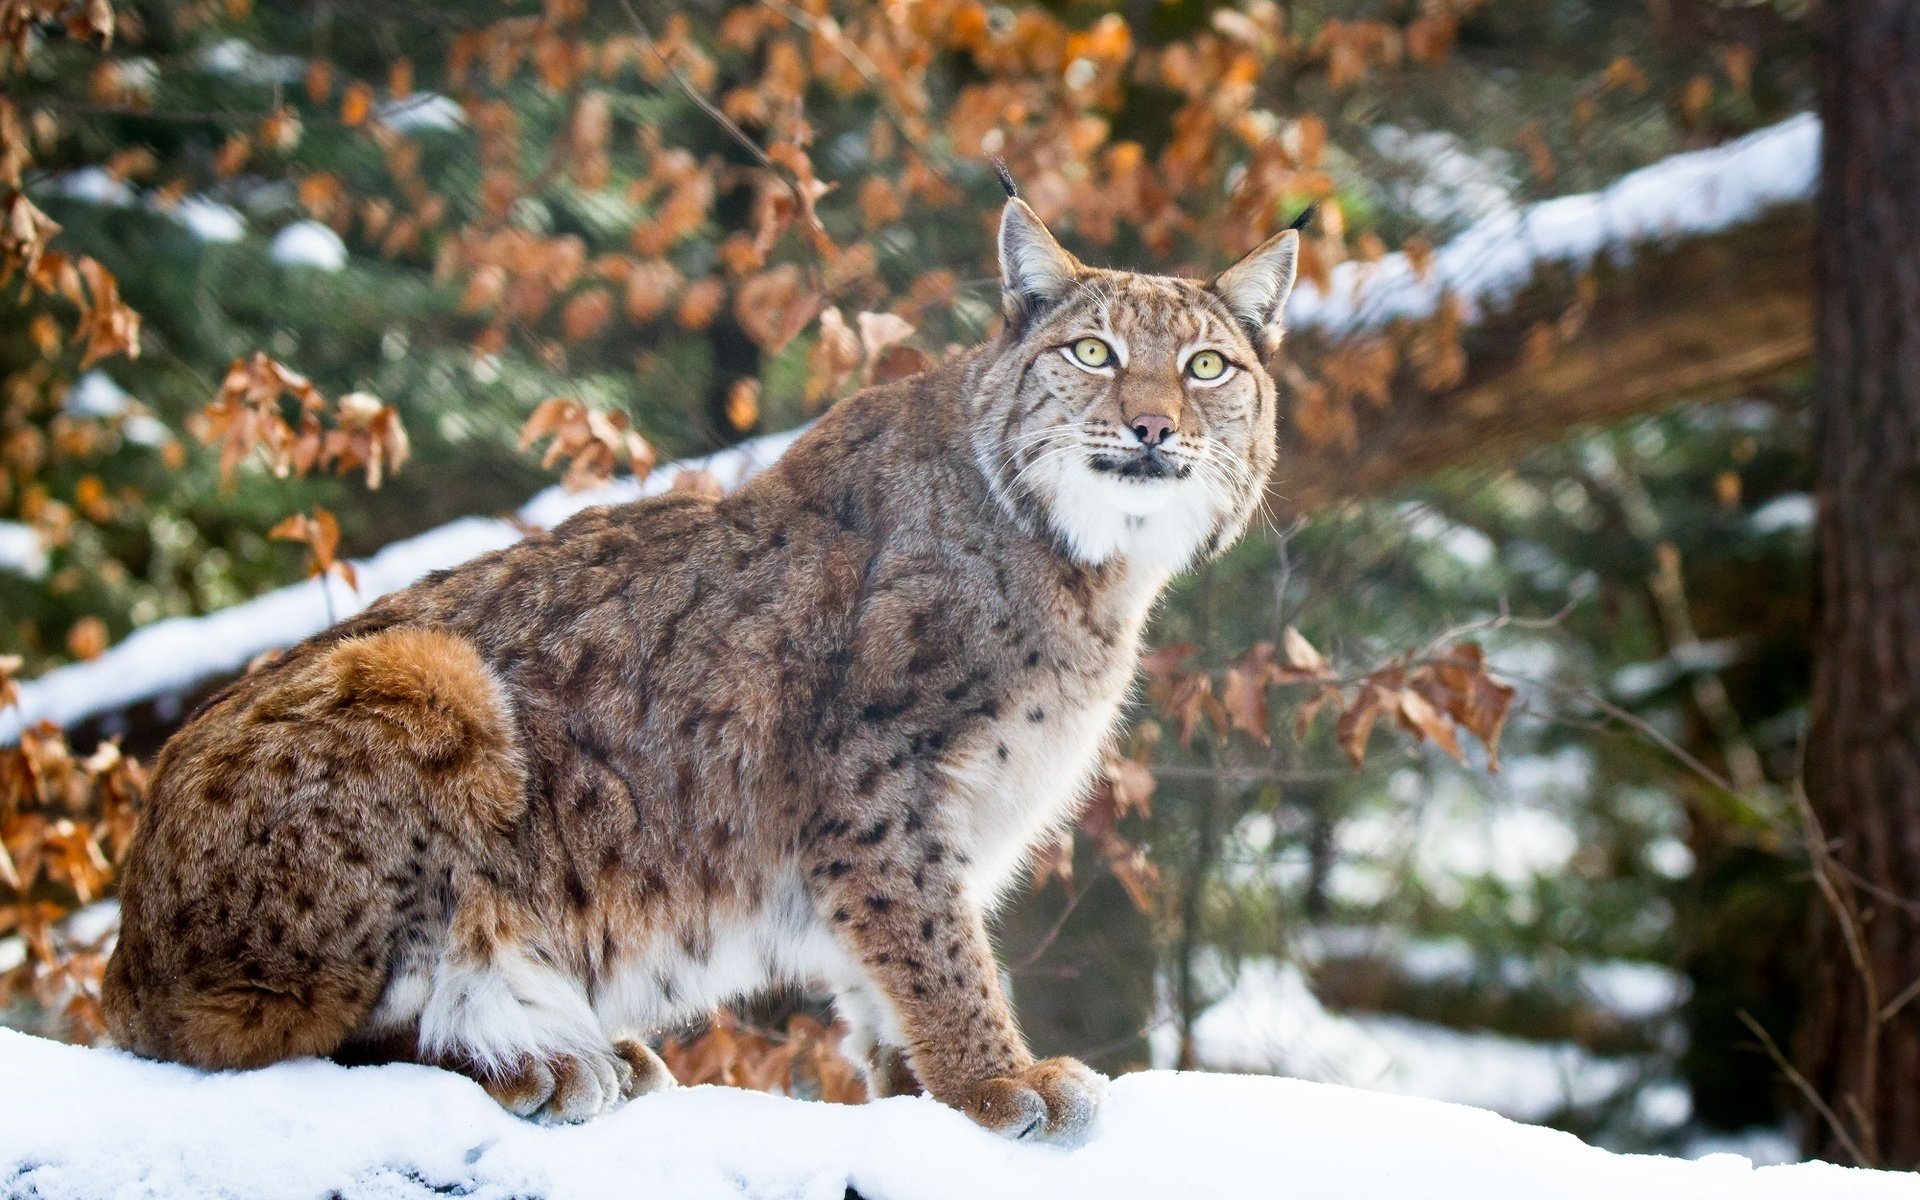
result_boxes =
[4,0,1916,1174]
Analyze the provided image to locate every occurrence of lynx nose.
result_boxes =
[1130,414,1176,447]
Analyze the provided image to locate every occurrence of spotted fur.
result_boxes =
[102,199,1298,1138]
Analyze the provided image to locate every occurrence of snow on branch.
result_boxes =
[1,1028,1906,1200]
[1286,114,1817,336]
[0,115,1820,745]
[0,521,46,579]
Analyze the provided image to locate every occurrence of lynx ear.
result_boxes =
[1211,228,1301,343]
[999,199,1080,323]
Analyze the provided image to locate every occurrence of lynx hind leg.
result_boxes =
[868,1044,925,1099]
[418,893,639,1124]
[322,626,527,836]
[459,1037,674,1122]
[103,626,521,1070]
[104,950,378,1071]
[833,983,921,1098]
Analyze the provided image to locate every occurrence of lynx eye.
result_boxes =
[1068,337,1113,369]
[1188,350,1227,381]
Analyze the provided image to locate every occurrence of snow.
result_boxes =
[196,37,304,84]
[270,220,349,270]
[1314,765,1588,907]
[0,1029,1907,1200]
[64,370,130,418]
[1368,125,1519,227]
[1302,929,1690,1025]
[122,414,169,447]
[1250,766,1594,910]
[1398,503,1497,568]
[1569,958,1687,1023]
[1153,956,1633,1124]
[1610,639,1745,702]
[0,520,45,579]
[1750,492,1816,534]
[1286,114,1818,336]
[380,93,467,132]
[170,195,247,243]
[1685,1127,1803,1170]
[46,166,136,207]
[40,170,249,243]
[62,370,169,449]
[0,429,805,743]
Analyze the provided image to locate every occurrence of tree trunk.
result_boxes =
[1799,0,1920,1168]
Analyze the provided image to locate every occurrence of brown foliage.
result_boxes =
[0,0,1497,593]
[0,711,145,1042]
[517,397,656,491]
[1029,749,1161,912]
[659,1010,866,1103]
[195,355,409,490]
[268,507,356,590]
[1138,626,1513,770]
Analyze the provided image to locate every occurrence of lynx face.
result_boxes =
[975,202,1295,571]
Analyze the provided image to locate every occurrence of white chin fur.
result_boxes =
[1044,457,1216,571]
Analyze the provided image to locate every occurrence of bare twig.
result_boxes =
[1877,972,1920,1024]
[1526,678,1920,924]
[1518,671,1744,798]
[1737,1009,1870,1167]
[1148,764,1347,784]
[759,0,956,189]
[614,0,815,232]
[1405,594,1579,667]
[1011,885,1090,972]
[1581,456,1768,796]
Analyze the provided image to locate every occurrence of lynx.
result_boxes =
[102,188,1299,1141]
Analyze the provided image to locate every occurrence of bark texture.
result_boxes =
[1799,0,1920,1168]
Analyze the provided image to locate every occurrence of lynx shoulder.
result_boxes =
[103,195,1299,1139]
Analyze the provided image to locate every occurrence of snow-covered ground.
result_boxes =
[0,1029,1907,1200]
[1298,927,1690,1023]
[1151,956,1636,1125]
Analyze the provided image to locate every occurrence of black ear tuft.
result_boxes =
[992,158,1019,200]
[1287,203,1317,233]
[999,199,1078,323]
[1211,227,1302,345]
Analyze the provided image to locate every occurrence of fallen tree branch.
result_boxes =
[1274,115,1816,510]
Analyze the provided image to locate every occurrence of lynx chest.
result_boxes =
[941,561,1166,906]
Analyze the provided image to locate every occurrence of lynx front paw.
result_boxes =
[477,1045,643,1124]
[957,1057,1106,1142]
